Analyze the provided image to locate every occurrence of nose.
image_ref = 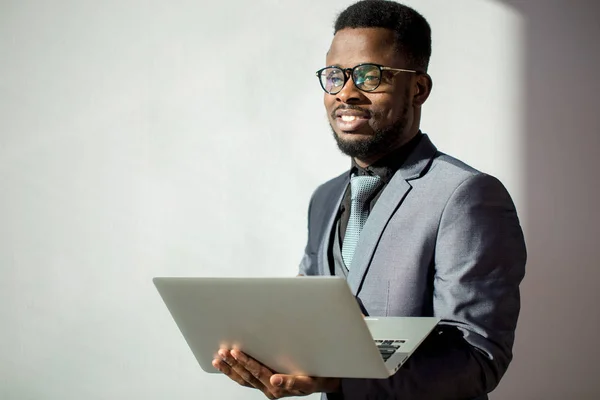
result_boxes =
[335,74,365,104]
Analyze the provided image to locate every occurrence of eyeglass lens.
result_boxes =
[319,64,382,94]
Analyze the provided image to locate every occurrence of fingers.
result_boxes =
[218,350,265,388]
[271,374,341,395]
[230,349,273,387]
[214,349,339,398]
[214,349,276,399]
[212,358,251,388]
[271,374,309,395]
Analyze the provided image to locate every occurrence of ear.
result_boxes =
[412,73,433,107]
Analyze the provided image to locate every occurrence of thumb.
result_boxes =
[271,374,310,393]
[271,374,338,394]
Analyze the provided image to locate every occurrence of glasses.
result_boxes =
[315,63,416,95]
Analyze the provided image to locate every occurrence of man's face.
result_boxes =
[324,28,415,162]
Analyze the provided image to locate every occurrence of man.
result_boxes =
[212,1,526,399]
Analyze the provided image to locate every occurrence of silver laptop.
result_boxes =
[153,276,439,379]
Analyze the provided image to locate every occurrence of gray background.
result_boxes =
[495,0,600,398]
[1,0,598,399]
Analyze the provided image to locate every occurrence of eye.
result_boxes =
[325,70,344,88]
[358,73,380,90]
[328,76,344,86]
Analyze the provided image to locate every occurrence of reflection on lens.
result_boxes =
[354,64,381,91]
[323,68,344,93]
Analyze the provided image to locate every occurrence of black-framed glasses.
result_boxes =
[315,63,416,95]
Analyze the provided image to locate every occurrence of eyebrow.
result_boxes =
[324,63,371,69]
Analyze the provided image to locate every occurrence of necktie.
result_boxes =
[342,174,382,269]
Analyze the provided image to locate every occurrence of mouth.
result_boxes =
[335,114,371,133]
[333,106,372,133]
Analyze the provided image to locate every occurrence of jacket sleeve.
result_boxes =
[298,191,317,276]
[334,173,527,400]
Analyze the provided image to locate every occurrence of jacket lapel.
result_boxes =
[317,175,350,276]
[346,135,438,295]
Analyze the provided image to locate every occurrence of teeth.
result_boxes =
[341,115,358,122]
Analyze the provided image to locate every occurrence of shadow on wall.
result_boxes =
[493,1,600,399]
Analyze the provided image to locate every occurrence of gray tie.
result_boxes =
[342,174,382,268]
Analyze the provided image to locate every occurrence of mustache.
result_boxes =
[331,105,372,119]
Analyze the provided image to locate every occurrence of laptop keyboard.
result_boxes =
[374,339,405,361]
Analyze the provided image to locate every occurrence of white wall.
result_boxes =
[1,1,526,399]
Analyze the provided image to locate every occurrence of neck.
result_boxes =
[354,128,420,168]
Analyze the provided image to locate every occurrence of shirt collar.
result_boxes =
[349,132,424,184]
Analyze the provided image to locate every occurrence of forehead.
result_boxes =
[326,27,401,67]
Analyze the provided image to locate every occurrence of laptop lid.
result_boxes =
[154,276,436,379]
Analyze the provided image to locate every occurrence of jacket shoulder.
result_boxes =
[310,171,348,207]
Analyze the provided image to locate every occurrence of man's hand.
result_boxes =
[212,349,340,399]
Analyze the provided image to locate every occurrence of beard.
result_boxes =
[330,92,410,160]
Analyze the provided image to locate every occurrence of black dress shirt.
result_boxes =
[337,132,423,243]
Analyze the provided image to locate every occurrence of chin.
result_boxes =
[336,134,371,146]
[335,137,376,159]
[335,128,375,139]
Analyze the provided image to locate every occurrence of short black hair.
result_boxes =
[334,0,432,71]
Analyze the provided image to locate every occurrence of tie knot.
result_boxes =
[350,175,382,202]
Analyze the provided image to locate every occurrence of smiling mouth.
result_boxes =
[335,115,371,132]
[340,115,364,122]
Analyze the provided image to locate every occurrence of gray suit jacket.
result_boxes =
[298,135,526,400]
